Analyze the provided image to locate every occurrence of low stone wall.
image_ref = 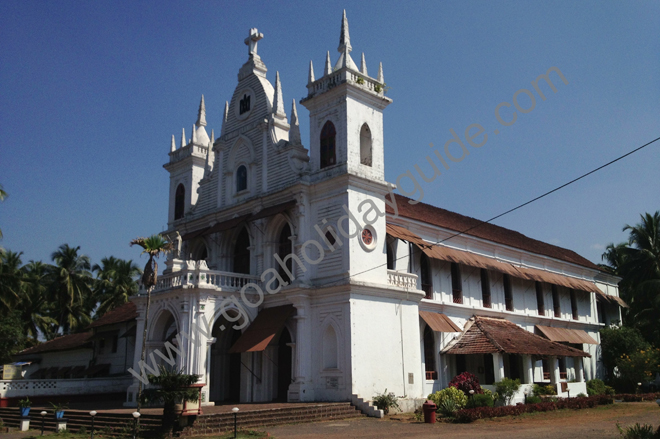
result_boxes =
[0,377,132,406]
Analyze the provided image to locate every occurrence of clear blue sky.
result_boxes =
[1,1,658,269]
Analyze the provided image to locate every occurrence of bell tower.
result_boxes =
[164,96,213,225]
[301,10,391,183]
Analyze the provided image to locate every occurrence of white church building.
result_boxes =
[123,12,625,410]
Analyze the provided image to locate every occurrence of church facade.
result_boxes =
[125,12,624,411]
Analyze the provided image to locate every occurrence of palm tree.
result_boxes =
[93,256,141,317]
[48,244,94,334]
[20,261,58,342]
[0,250,23,316]
[130,234,173,413]
[142,366,199,435]
[602,211,660,345]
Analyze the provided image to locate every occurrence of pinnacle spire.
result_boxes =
[171,134,176,152]
[289,99,301,145]
[192,124,197,143]
[338,10,351,54]
[377,62,384,83]
[196,95,207,127]
[181,128,186,147]
[221,101,229,135]
[325,51,332,76]
[273,71,285,116]
[308,60,315,85]
[360,53,367,75]
[205,130,214,174]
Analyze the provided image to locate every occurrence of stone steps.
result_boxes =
[182,403,364,436]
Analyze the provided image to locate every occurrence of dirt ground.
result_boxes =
[265,402,660,439]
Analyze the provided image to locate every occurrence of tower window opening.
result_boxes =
[360,123,372,166]
[320,121,336,169]
[174,183,185,220]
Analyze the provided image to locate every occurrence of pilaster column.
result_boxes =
[549,356,560,385]
[493,353,505,382]
[287,294,315,401]
[523,355,534,384]
[575,357,585,383]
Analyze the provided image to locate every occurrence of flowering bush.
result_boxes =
[615,348,660,392]
[449,372,483,395]
[428,386,468,416]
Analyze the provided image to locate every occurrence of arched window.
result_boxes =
[423,325,437,380]
[233,227,251,274]
[386,243,394,270]
[277,223,293,283]
[236,165,248,192]
[320,121,336,169]
[323,325,338,369]
[420,253,432,299]
[360,123,372,166]
[174,184,185,220]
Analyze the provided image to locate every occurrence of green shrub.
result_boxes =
[495,378,521,405]
[466,393,494,408]
[533,383,557,396]
[483,388,499,401]
[77,426,87,436]
[587,379,608,396]
[605,385,616,396]
[373,389,400,415]
[438,398,459,417]
[428,386,468,415]
[526,395,542,404]
[616,422,658,439]
[576,393,587,398]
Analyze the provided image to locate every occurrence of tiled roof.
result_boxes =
[17,332,93,356]
[387,194,599,270]
[442,316,590,357]
[88,301,138,328]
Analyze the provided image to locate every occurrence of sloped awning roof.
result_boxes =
[386,222,608,299]
[420,311,462,332]
[535,325,598,344]
[441,316,590,357]
[229,305,295,353]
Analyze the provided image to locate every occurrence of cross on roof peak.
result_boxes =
[244,28,264,57]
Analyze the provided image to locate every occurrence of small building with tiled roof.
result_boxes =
[13,302,137,381]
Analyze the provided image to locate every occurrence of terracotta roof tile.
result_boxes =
[442,316,590,357]
[387,194,599,270]
[17,332,93,356]
[88,301,138,328]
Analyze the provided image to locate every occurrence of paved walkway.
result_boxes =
[265,402,660,439]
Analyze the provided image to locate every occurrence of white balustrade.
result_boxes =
[387,270,418,289]
[139,265,262,294]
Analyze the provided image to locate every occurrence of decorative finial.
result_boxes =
[273,71,285,116]
[181,128,186,147]
[338,10,352,54]
[244,28,264,58]
[196,95,207,127]
[192,123,197,143]
[325,51,332,76]
[308,60,315,85]
[377,62,384,83]
[289,99,301,145]
[360,53,367,75]
[170,134,176,152]
[210,129,215,146]
[205,135,214,174]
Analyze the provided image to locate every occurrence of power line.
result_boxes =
[330,135,660,284]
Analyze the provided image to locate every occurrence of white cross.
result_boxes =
[244,28,264,57]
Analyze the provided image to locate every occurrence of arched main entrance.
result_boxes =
[210,314,242,402]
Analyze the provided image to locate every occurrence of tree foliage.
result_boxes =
[0,243,141,357]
